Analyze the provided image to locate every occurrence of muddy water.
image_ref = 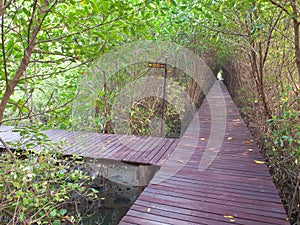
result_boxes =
[81,158,159,225]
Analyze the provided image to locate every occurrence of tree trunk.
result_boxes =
[0,0,4,17]
[0,0,50,124]
[0,44,36,124]
[290,0,300,83]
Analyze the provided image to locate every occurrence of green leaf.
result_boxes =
[90,1,100,12]
[19,212,25,222]
[146,2,156,9]
[59,208,67,216]
[170,0,177,6]
[50,210,57,218]
[279,139,284,147]
[204,13,212,19]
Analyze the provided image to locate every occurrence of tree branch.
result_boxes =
[0,136,15,160]
[36,8,142,45]
[290,0,300,82]
[269,0,290,15]
[19,59,92,81]
[263,10,283,67]
[0,0,57,124]
[1,3,8,85]
[30,56,80,64]
[2,96,76,124]
[0,0,13,17]
[27,0,38,44]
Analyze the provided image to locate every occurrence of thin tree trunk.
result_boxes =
[0,137,15,160]
[0,29,37,124]
[269,0,300,83]
[290,0,300,83]
[0,0,52,124]
[0,0,4,16]
[103,71,110,133]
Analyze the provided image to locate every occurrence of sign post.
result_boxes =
[148,62,167,137]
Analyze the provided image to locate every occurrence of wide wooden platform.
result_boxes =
[0,127,179,166]
[0,82,287,224]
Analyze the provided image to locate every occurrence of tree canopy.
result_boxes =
[0,0,299,224]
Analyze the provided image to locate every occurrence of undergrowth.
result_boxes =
[265,92,300,224]
[0,126,98,225]
[234,86,300,224]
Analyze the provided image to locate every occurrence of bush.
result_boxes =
[266,91,300,223]
[0,126,96,224]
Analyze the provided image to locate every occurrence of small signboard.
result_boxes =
[148,62,166,68]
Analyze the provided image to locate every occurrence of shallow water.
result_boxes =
[80,158,159,225]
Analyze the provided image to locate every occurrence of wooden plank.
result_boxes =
[160,175,279,196]
[171,169,278,188]
[88,134,133,158]
[137,194,285,224]
[120,136,163,162]
[133,200,273,225]
[126,209,191,225]
[144,184,284,213]
[149,138,179,164]
[131,204,234,225]
[143,186,285,218]
[121,215,169,225]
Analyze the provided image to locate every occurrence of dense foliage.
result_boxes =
[0,127,98,224]
[0,0,299,224]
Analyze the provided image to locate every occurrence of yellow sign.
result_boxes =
[148,62,166,68]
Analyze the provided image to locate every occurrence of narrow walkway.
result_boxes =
[120,82,287,225]
[0,82,287,224]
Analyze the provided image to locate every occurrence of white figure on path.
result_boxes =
[217,69,224,81]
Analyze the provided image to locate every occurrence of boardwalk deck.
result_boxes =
[119,82,287,225]
[0,127,179,165]
[0,82,287,224]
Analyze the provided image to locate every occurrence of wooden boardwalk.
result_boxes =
[0,127,179,166]
[120,82,287,225]
[0,82,287,224]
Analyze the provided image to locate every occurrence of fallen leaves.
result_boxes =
[177,160,184,163]
[224,215,234,219]
[147,208,151,212]
[253,160,266,164]
[200,138,206,141]
[227,137,233,140]
[224,215,236,223]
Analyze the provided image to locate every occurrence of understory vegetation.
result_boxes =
[0,0,299,224]
[0,128,99,224]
